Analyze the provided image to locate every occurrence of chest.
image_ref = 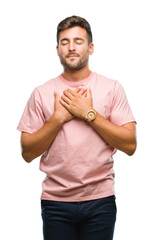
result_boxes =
[41,81,113,121]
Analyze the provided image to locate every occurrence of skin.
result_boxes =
[21,26,137,163]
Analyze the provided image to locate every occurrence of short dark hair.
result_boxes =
[57,15,93,45]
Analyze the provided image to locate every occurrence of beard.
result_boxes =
[58,50,89,71]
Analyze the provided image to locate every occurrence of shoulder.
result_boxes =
[95,72,118,86]
[94,72,122,93]
[27,76,59,106]
[35,76,58,94]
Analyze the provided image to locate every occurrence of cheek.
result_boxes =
[59,51,67,60]
[78,45,89,54]
[75,49,84,58]
[80,49,89,58]
[59,46,68,56]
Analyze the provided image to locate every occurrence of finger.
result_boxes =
[74,88,82,93]
[61,94,71,105]
[54,92,60,106]
[59,99,70,110]
[77,88,87,96]
[87,88,92,98]
[83,91,87,97]
[67,88,78,97]
[54,92,60,111]
[63,89,74,99]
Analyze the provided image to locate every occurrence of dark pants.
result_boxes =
[41,195,116,240]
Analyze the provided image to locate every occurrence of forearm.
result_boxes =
[60,88,136,155]
[21,113,63,163]
[89,112,137,156]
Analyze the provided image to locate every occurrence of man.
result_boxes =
[17,16,137,240]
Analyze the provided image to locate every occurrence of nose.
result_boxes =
[68,40,75,52]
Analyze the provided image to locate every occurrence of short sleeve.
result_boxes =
[17,88,45,134]
[109,81,136,126]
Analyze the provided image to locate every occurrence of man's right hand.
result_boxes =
[54,91,74,123]
[21,88,87,163]
[53,88,87,124]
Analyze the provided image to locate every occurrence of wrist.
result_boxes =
[49,112,65,126]
[85,109,97,122]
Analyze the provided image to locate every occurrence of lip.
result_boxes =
[67,54,79,58]
[68,56,78,59]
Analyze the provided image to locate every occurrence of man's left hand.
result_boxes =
[60,88,93,119]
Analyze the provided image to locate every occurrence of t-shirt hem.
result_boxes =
[17,126,35,134]
[117,118,136,126]
[40,191,115,202]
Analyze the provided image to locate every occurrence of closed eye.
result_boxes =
[61,41,69,45]
[60,38,84,45]
[75,38,84,44]
[61,39,69,45]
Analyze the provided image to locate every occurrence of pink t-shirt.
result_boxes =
[17,72,136,202]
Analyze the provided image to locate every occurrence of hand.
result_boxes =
[54,91,74,123]
[60,88,93,119]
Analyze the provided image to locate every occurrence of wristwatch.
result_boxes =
[85,109,97,122]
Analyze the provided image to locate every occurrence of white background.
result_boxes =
[0,0,154,239]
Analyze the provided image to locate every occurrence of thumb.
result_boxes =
[54,91,60,101]
[54,92,60,111]
[54,92,60,110]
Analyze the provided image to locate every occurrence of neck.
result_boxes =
[62,65,92,82]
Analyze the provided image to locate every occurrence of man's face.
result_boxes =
[57,26,94,71]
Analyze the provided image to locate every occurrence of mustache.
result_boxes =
[66,52,79,58]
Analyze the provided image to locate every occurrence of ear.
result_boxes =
[88,43,94,55]
[56,45,60,56]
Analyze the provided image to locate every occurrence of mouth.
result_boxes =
[67,53,79,58]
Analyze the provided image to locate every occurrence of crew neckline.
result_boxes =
[58,72,95,88]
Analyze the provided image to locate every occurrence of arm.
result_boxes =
[89,114,136,156]
[21,92,73,163]
[60,88,137,156]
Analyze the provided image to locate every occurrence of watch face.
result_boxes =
[87,110,96,121]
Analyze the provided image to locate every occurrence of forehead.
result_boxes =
[59,26,88,41]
